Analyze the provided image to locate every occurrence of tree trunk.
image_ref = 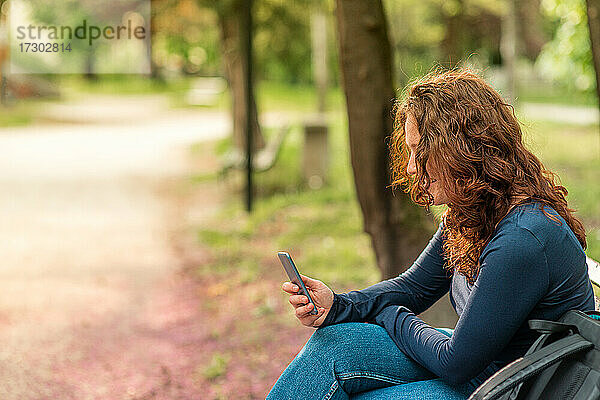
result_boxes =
[218,1,265,152]
[334,0,434,279]
[501,0,517,104]
[441,0,465,67]
[517,0,547,61]
[311,9,328,113]
[587,0,600,127]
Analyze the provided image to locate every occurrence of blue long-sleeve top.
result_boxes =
[319,201,595,386]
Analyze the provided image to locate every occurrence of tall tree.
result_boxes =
[501,0,517,103]
[586,0,600,120]
[441,0,466,66]
[196,0,265,151]
[334,0,434,279]
[517,0,547,60]
[216,0,265,152]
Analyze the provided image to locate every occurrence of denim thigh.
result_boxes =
[305,323,438,394]
[352,377,472,400]
[266,322,469,400]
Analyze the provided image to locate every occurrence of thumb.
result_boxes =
[300,274,319,287]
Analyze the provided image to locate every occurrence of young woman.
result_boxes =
[266,69,596,399]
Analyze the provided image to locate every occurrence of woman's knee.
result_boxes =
[310,323,385,349]
[301,322,391,365]
[301,323,365,358]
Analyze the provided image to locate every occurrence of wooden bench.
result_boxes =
[587,256,600,310]
[186,77,226,106]
[219,124,291,177]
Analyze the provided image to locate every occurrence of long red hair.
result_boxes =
[390,69,587,284]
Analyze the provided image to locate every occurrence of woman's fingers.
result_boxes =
[282,281,300,294]
[289,294,308,307]
[300,274,318,288]
[282,278,328,327]
[295,302,315,318]
[299,307,326,327]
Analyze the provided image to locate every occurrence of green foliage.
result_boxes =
[0,104,35,127]
[188,0,338,84]
[384,0,506,87]
[254,0,312,83]
[153,0,222,75]
[385,0,445,86]
[199,353,231,380]
[255,0,340,84]
[536,0,596,91]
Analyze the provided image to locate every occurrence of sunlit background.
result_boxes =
[0,0,598,399]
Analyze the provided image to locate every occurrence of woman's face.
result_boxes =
[404,113,449,205]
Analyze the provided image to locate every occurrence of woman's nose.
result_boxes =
[407,158,416,176]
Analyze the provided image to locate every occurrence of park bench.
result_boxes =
[587,256,600,310]
[219,118,330,188]
[186,77,226,106]
[219,124,291,177]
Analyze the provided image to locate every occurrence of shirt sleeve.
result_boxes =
[373,226,550,384]
[320,222,452,327]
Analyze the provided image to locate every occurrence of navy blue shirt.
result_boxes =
[320,201,595,386]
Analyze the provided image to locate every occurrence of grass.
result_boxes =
[57,75,203,110]
[517,83,598,107]
[256,81,344,113]
[199,353,231,381]
[0,102,35,127]
[49,76,345,113]
[56,75,179,95]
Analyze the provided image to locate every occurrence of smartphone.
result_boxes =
[277,251,318,315]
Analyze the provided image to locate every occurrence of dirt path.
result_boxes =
[0,96,229,399]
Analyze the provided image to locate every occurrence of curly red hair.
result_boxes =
[390,69,587,284]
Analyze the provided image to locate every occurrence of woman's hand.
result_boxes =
[282,275,334,328]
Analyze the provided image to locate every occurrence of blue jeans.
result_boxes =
[266,323,477,400]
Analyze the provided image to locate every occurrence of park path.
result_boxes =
[519,102,599,125]
[0,95,229,399]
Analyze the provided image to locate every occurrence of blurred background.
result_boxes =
[0,0,598,399]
